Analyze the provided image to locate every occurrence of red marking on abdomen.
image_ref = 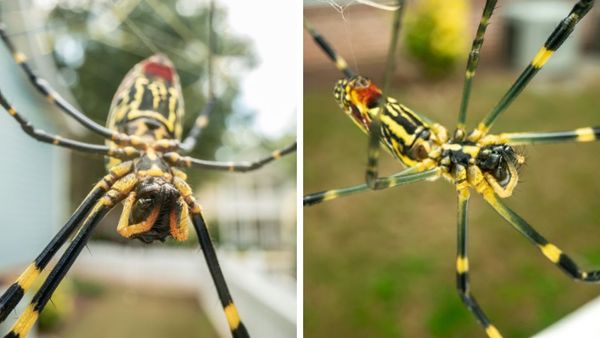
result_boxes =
[144,62,174,82]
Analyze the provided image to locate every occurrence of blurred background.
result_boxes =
[304,0,600,337]
[0,0,296,337]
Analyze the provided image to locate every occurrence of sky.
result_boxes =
[216,0,299,139]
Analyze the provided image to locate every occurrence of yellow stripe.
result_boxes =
[575,127,596,142]
[335,58,348,72]
[272,150,281,159]
[380,115,414,145]
[456,256,469,273]
[10,304,38,337]
[8,107,17,116]
[540,244,562,263]
[224,303,241,330]
[322,190,338,202]
[531,47,554,69]
[14,52,26,64]
[485,325,503,338]
[16,264,41,290]
[196,115,209,128]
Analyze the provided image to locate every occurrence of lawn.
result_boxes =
[304,72,600,338]
[41,281,218,338]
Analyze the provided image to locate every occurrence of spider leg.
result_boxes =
[2,173,137,338]
[457,0,497,133]
[365,2,405,189]
[173,177,250,338]
[0,90,139,159]
[455,170,502,338]
[181,0,216,153]
[484,191,600,282]
[180,98,216,152]
[0,162,133,323]
[303,19,354,78]
[488,127,600,145]
[304,167,440,206]
[0,26,120,141]
[163,142,296,173]
[474,0,594,138]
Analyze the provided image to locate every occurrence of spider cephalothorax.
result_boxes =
[119,174,188,243]
[437,141,524,198]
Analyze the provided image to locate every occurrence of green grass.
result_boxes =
[304,73,600,338]
[42,283,218,338]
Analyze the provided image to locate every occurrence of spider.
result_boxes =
[304,0,598,336]
[0,2,296,338]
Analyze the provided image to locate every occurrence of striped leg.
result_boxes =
[164,142,296,173]
[474,0,594,138]
[0,162,133,323]
[455,179,503,337]
[456,0,497,133]
[3,173,137,338]
[173,178,249,338]
[304,167,440,206]
[484,191,600,282]
[0,26,121,140]
[0,89,137,157]
[366,1,405,189]
[487,126,600,145]
[303,19,354,78]
[180,98,216,152]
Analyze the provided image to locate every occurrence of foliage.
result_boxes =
[404,0,469,77]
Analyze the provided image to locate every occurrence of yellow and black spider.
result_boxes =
[305,0,598,337]
[0,2,296,338]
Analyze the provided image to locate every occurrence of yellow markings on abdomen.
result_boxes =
[531,47,554,69]
[16,264,41,290]
[10,304,39,337]
[575,127,596,142]
[224,303,241,330]
[540,243,562,263]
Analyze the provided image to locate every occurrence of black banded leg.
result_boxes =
[180,98,216,152]
[0,90,137,157]
[164,142,296,173]
[303,19,354,78]
[489,127,600,145]
[190,211,249,338]
[0,25,118,140]
[484,191,600,282]
[172,178,249,338]
[473,0,594,138]
[0,162,133,324]
[366,1,405,189]
[455,185,503,338]
[304,167,440,206]
[3,173,136,338]
[456,0,497,133]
